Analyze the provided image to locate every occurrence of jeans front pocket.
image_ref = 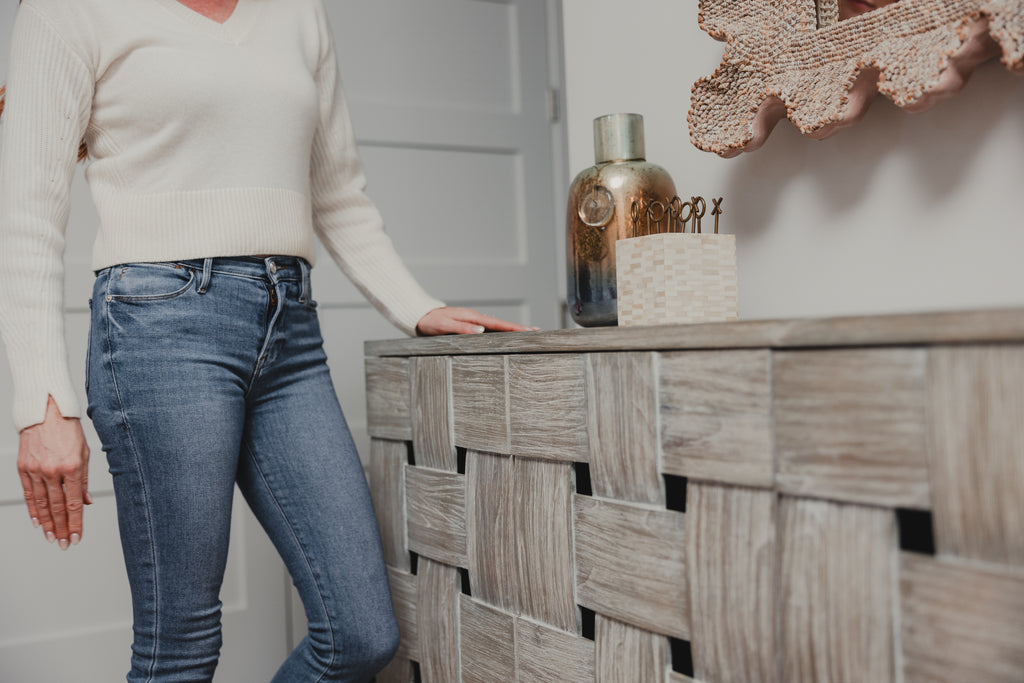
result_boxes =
[105,263,196,303]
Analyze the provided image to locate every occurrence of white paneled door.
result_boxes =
[0,1,566,681]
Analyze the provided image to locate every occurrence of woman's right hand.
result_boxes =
[17,397,92,549]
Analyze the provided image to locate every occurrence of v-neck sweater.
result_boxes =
[0,0,445,430]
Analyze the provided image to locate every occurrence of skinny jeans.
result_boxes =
[86,256,399,682]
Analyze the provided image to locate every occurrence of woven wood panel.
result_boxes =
[366,328,1024,682]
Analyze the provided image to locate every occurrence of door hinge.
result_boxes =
[547,87,561,123]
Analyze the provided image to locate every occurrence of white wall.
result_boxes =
[562,1,1024,321]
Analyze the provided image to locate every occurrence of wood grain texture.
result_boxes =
[901,552,1024,683]
[774,349,930,508]
[927,345,1024,564]
[515,458,577,632]
[509,355,589,461]
[412,356,456,470]
[516,618,596,683]
[365,357,412,440]
[375,657,413,683]
[364,311,1024,683]
[459,595,516,683]
[369,438,410,571]
[452,356,510,454]
[587,353,663,503]
[666,674,697,683]
[595,614,669,683]
[574,495,689,638]
[779,497,896,683]
[405,466,467,567]
[466,449,517,613]
[368,309,1024,358]
[415,558,460,683]
[686,483,777,683]
[660,350,773,488]
[387,568,419,661]
[367,308,1024,357]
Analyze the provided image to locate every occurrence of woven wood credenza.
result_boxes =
[363,309,1024,683]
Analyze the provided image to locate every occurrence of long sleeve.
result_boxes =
[308,7,444,337]
[0,4,93,431]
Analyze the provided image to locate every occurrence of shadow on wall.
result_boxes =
[722,61,1022,239]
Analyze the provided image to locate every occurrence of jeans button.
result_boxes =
[269,261,278,274]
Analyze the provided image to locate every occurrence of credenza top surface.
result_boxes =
[365,307,1024,357]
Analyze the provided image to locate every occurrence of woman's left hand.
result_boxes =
[415,307,539,336]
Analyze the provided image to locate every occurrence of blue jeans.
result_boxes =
[86,256,399,682]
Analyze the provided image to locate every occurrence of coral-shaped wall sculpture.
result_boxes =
[689,0,1024,157]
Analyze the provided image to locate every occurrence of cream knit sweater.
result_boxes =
[0,0,445,430]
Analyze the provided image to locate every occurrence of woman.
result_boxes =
[0,0,532,680]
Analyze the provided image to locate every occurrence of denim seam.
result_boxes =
[241,439,337,682]
[247,283,285,394]
[103,275,160,682]
[107,269,196,303]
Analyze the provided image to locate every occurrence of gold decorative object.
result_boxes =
[689,0,1024,157]
[567,114,677,327]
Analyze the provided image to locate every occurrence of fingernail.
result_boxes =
[31,517,40,528]
[472,326,485,334]
[529,327,541,331]
[46,532,56,544]
[59,538,70,551]
[71,533,81,546]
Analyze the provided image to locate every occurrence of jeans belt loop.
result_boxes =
[198,258,213,294]
[299,259,311,303]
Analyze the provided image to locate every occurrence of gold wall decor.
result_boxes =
[689,0,1024,157]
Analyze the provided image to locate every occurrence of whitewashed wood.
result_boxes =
[387,568,419,662]
[363,311,1024,683]
[375,657,414,683]
[405,466,467,567]
[369,439,410,571]
[774,349,931,508]
[779,497,896,683]
[509,355,590,461]
[515,458,577,631]
[927,345,1024,564]
[466,450,518,613]
[415,558,460,683]
[366,357,413,440]
[901,552,1024,683]
[660,350,773,488]
[516,618,596,683]
[452,356,510,454]
[459,595,517,683]
[367,308,1024,357]
[686,483,778,683]
[587,353,663,503]
[412,356,456,471]
[573,495,689,638]
[595,615,669,683]
[667,674,697,683]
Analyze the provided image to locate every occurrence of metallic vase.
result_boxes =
[566,113,677,326]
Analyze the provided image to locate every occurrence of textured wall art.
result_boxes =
[689,0,1024,157]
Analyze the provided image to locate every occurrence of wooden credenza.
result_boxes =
[363,309,1024,683]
